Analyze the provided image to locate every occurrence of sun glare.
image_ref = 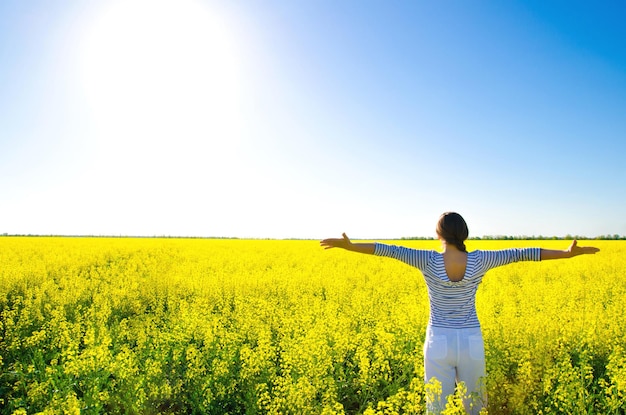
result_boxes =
[80,0,242,175]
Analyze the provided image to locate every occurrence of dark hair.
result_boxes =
[436,212,469,252]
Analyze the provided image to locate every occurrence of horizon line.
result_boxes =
[1,233,624,240]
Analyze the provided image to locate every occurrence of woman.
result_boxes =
[320,212,599,414]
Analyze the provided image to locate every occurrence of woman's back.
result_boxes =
[373,244,542,328]
[442,249,468,282]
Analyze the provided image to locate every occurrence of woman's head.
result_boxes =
[436,212,469,252]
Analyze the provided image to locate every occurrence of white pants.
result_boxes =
[423,326,487,414]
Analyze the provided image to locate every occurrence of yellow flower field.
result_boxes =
[0,237,624,414]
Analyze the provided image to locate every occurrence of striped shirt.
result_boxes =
[374,243,541,328]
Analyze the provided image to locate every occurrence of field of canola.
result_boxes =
[0,237,625,414]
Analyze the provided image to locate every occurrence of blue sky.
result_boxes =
[1,0,624,239]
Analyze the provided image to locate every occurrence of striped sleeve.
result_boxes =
[478,247,541,273]
[373,243,431,271]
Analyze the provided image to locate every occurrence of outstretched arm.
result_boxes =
[540,240,600,260]
[320,233,375,255]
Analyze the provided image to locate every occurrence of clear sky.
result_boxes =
[1,0,625,239]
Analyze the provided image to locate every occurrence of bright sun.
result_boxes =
[80,0,242,173]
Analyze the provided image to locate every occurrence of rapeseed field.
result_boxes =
[0,237,624,414]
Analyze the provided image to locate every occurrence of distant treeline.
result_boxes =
[0,234,243,239]
[2,233,625,240]
[401,234,626,240]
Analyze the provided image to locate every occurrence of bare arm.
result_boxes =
[540,240,600,260]
[320,233,375,255]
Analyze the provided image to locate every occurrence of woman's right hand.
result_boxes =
[567,240,600,257]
